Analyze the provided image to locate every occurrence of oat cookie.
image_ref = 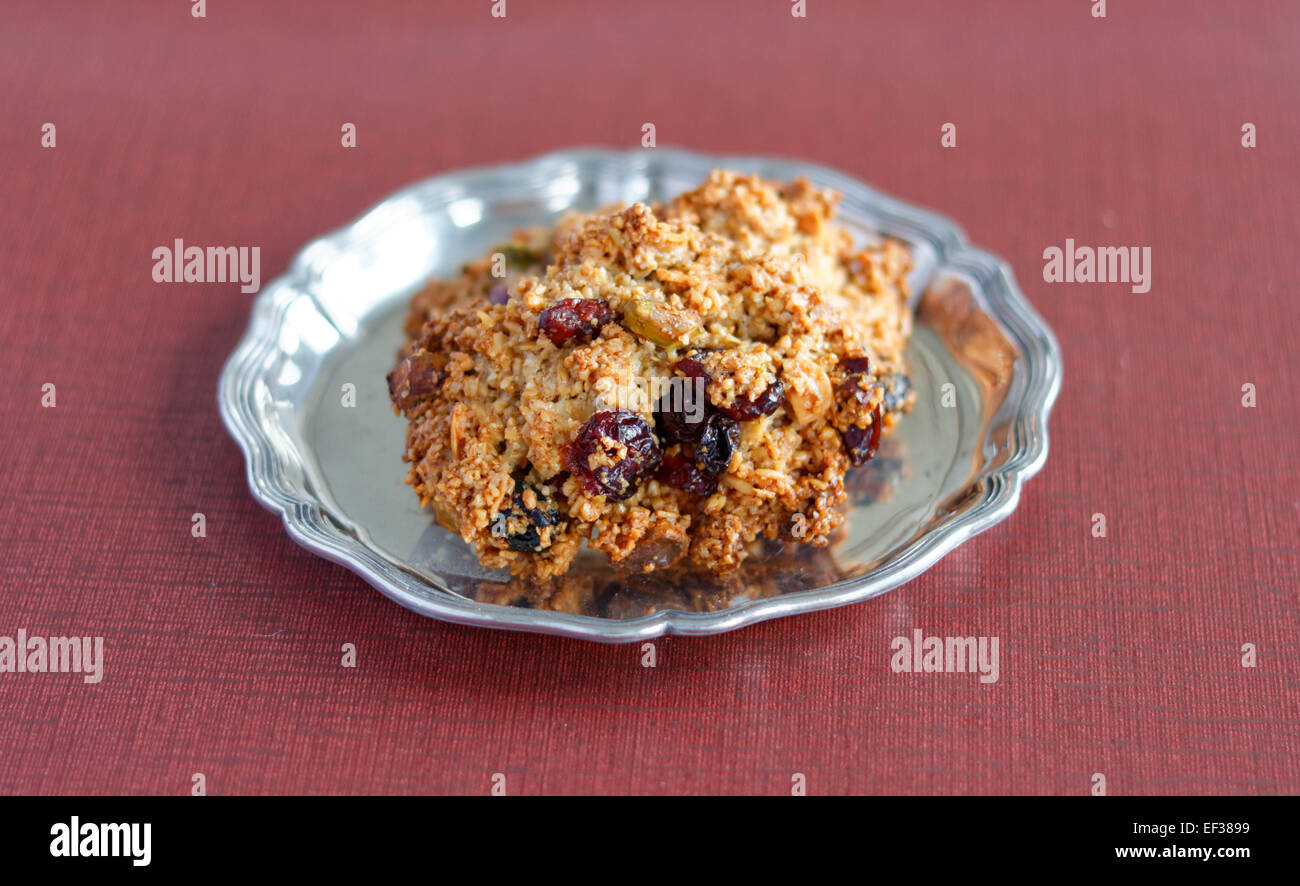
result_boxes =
[387,171,914,578]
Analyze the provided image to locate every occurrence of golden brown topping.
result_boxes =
[388,170,913,579]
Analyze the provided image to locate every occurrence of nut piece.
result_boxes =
[387,352,442,411]
[622,298,698,348]
[786,364,832,424]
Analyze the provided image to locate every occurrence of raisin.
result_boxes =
[655,454,718,496]
[880,372,912,414]
[719,378,786,420]
[562,410,661,501]
[487,282,509,305]
[695,413,739,474]
[491,482,560,553]
[539,298,615,346]
[654,392,708,444]
[514,486,558,530]
[503,524,543,552]
[841,404,883,466]
[656,353,718,442]
[387,352,442,410]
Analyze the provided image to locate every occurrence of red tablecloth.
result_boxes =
[2,0,1297,795]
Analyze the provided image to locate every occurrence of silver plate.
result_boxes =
[218,147,1061,642]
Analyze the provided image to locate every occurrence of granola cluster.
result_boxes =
[388,171,913,578]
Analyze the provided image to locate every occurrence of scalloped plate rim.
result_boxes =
[218,146,1062,642]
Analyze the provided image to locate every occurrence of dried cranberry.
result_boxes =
[671,354,713,383]
[837,357,879,407]
[719,378,786,420]
[840,356,871,375]
[837,378,875,407]
[387,352,442,410]
[842,404,882,466]
[655,454,718,496]
[695,413,739,474]
[563,410,661,501]
[675,350,782,422]
[539,298,614,346]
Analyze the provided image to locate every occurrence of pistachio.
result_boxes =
[387,351,443,411]
[622,298,697,348]
[497,244,543,269]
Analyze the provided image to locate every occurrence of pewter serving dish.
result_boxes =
[219,147,1061,641]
